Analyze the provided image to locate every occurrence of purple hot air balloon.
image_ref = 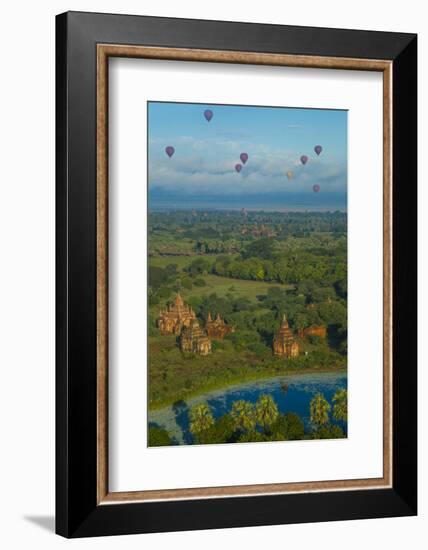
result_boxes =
[235,163,242,173]
[204,109,213,122]
[300,155,308,165]
[314,145,323,156]
[165,146,175,158]
[313,184,320,193]
[240,152,249,164]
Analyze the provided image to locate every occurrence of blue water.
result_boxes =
[148,371,347,444]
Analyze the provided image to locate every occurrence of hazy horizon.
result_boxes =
[148,206,347,214]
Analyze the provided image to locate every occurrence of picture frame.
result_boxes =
[56,11,417,537]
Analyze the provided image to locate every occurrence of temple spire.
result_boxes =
[157,293,196,335]
[174,292,184,306]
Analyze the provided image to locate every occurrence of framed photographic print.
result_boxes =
[56,11,417,537]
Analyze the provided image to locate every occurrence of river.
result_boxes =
[148,370,347,444]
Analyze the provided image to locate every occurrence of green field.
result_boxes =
[149,255,292,303]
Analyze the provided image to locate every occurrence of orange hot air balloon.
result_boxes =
[286,170,293,180]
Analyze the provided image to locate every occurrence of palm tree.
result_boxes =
[255,394,279,432]
[189,403,215,436]
[230,400,256,432]
[310,393,331,427]
[332,388,348,423]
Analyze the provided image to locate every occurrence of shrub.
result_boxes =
[271,412,305,440]
[212,340,226,352]
[196,414,236,444]
[247,342,270,357]
[308,334,322,346]
[237,429,266,443]
[181,278,193,290]
[149,294,160,306]
[312,423,345,439]
[148,426,173,447]
[158,286,172,299]
[148,324,160,337]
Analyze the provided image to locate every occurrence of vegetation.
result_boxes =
[255,394,279,431]
[309,393,331,427]
[148,425,174,447]
[230,400,256,432]
[150,391,346,446]
[189,403,215,439]
[148,210,347,413]
[148,332,345,408]
[332,388,348,422]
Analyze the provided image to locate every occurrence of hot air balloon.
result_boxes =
[235,163,242,173]
[165,146,175,158]
[240,153,248,164]
[286,170,293,180]
[204,109,213,122]
[300,155,308,165]
[313,184,320,193]
[314,145,323,156]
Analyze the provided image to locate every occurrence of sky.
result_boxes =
[148,102,347,211]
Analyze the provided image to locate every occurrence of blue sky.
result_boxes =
[148,102,347,211]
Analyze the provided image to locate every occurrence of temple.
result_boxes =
[273,315,299,358]
[157,293,196,335]
[205,312,234,340]
[297,326,327,339]
[180,319,212,355]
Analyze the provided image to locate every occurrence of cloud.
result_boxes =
[148,137,346,198]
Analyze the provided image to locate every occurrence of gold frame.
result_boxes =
[96,44,392,505]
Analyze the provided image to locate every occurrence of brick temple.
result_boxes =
[157,293,196,335]
[297,326,327,339]
[273,315,299,358]
[205,312,234,340]
[180,319,212,355]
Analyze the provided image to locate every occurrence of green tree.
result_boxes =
[270,412,305,441]
[310,393,331,427]
[148,266,168,290]
[255,394,279,432]
[197,414,236,445]
[313,424,344,439]
[189,403,215,437]
[242,238,276,261]
[230,400,256,432]
[158,286,172,299]
[148,426,173,447]
[237,429,266,443]
[187,257,211,276]
[332,388,348,423]
[194,414,236,445]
